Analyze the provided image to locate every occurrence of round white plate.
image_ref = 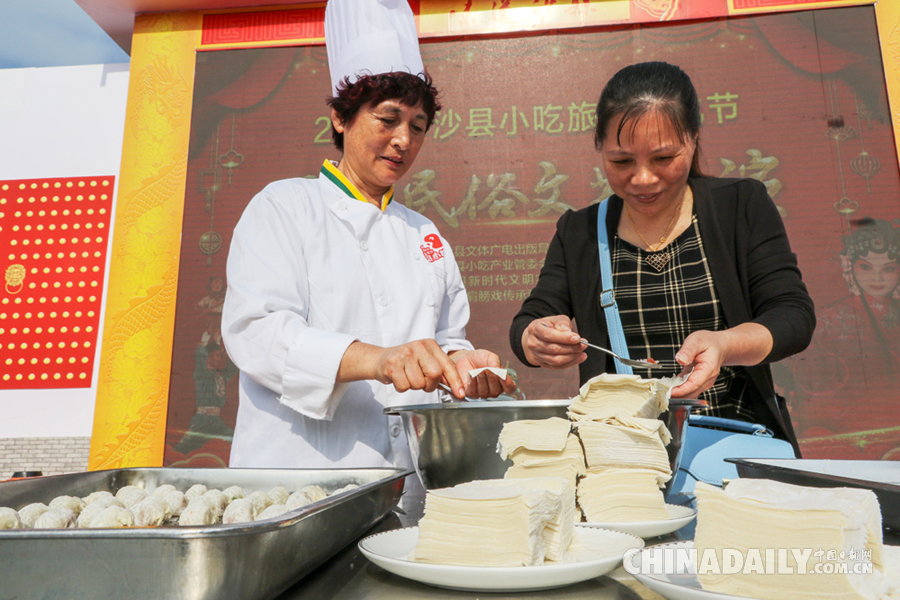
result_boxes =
[580,504,697,538]
[627,541,750,600]
[358,524,644,592]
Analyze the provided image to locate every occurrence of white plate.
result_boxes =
[627,541,749,599]
[358,524,644,592]
[580,504,697,538]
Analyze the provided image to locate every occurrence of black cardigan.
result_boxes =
[509,176,815,453]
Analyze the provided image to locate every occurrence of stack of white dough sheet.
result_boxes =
[577,468,671,522]
[568,373,671,421]
[568,374,678,522]
[411,477,576,567]
[694,479,900,599]
[574,415,672,476]
[498,416,586,495]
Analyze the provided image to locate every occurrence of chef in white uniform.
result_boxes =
[222,0,515,474]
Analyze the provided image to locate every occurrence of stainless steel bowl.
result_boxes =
[385,399,697,492]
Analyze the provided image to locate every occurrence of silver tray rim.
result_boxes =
[728,458,900,491]
[384,397,705,414]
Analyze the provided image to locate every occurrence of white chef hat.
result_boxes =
[325,0,425,97]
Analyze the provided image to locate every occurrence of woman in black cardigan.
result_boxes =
[509,62,815,453]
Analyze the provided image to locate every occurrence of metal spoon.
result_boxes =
[538,322,658,369]
[579,338,660,369]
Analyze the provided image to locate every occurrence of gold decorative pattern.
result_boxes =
[876,0,900,172]
[4,263,25,294]
[89,13,201,470]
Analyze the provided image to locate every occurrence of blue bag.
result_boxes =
[666,414,796,505]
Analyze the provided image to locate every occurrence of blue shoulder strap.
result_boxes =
[597,198,633,375]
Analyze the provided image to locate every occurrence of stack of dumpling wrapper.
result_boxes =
[412,477,576,567]
[571,374,677,522]
[694,479,900,599]
[498,416,586,495]
[498,373,679,523]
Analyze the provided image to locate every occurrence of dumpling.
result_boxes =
[49,495,86,517]
[18,503,50,528]
[222,498,256,524]
[179,497,215,526]
[247,491,273,515]
[115,485,149,508]
[330,484,359,496]
[185,484,208,502]
[285,491,313,510]
[164,490,188,517]
[222,486,245,502]
[83,490,115,505]
[0,507,22,529]
[301,485,328,503]
[152,484,177,498]
[256,504,289,521]
[131,497,169,527]
[34,508,76,529]
[267,486,289,505]
[77,497,124,528]
[88,505,134,528]
[202,490,229,520]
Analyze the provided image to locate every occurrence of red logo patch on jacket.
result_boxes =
[420,233,444,263]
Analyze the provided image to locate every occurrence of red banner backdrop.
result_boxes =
[164,5,900,465]
[0,176,113,390]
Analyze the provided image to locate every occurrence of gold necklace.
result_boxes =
[624,192,686,271]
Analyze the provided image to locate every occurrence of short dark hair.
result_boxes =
[594,61,703,177]
[326,71,442,151]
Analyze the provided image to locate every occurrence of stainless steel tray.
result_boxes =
[729,458,900,532]
[0,467,409,600]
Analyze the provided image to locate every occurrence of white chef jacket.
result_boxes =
[222,160,473,471]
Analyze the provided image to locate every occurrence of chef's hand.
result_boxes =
[338,339,467,397]
[521,316,585,370]
[671,324,774,399]
[448,349,517,399]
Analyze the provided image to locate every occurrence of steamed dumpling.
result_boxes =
[222,486,245,502]
[185,484,208,502]
[34,508,76,529]
[49,495,86,517]
[88,505,134,528]
[83,491,115,505]
[301,485,327,502]
[256,504,289,521]
[222,498,256,524]
[131,497,169,527]
[331,484,359,496]
[0,507,22,529]
[115,485,149,508]
[18,503,50,528]
[152,484,177,498]
[202,490,228,520]
[267,486,289,505]
[286,491,313,510]
[179,497,215,526]
[247,491,273,515]
[77,497,124,528]
[164,490,188,517]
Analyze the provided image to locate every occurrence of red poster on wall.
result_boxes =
[0,176,113,389]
